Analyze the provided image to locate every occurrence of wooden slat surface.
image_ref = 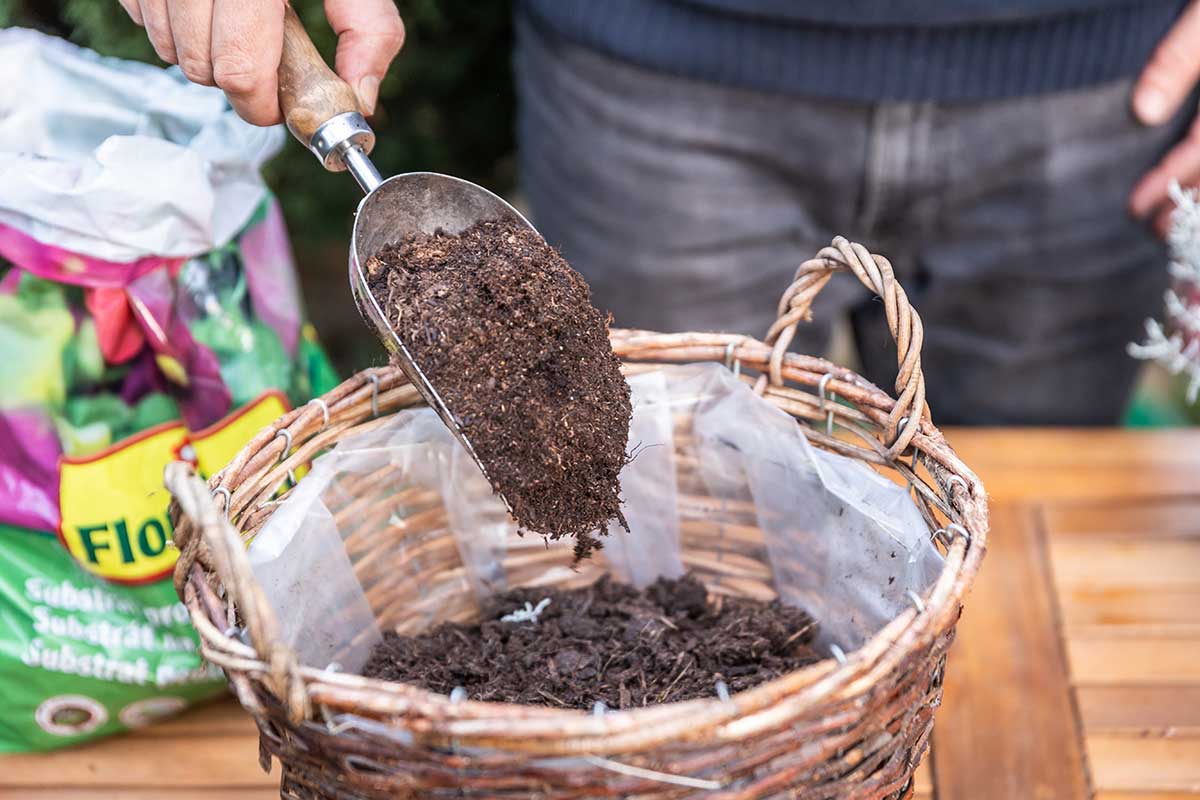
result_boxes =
[1068,636,1200,684]
[1077,686,1200,734]
[0,698,274,798]
[1049,539,1200,588]
[944,429,1200,503]
[1087,736,1200,793]
[1013,431,1200,800]
[913,759,933,798]
[3,428,1200,799]
[944,429,1200,467]
[0,734,272,787]
[1058,586,1200,627]
[931,503,1090,799]
[933,428,1200,800]
[1042,497,1200,539]
[0,792,280,800]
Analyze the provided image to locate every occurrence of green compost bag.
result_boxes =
[0,29,339,751]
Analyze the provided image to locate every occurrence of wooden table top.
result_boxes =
[2,428,1198,800]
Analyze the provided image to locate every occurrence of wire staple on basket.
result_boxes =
[366,373,381,418]
[211,486,232,516]
[306,397,330,430]
[273,428,297,487]
[933,523,971,552]
[273,427,292,459]
[818,372,837,437]
[724,338,746,378]
[943,523,971,547]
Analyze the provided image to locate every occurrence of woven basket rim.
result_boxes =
[166,237,989,755]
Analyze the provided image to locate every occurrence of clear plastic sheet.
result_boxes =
[248,364,942,671]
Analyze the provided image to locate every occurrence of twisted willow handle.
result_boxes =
[763,236,928,457]
[165,462,310,721]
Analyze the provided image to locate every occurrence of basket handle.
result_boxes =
[165,462,311,720]
[763,236,928,456]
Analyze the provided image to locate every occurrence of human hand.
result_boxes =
[1130,1,1200,237]
[118,0,405,126]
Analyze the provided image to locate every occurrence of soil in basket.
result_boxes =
[361,575,821,708]
[366,219,631,559]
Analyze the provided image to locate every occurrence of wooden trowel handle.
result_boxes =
[277,3,362,148]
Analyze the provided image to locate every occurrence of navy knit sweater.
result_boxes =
[519,0,1188,102]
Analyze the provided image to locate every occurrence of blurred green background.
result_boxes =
[0,0,516,373]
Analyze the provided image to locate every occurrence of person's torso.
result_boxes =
[674,0,1154,27]
[518,0,1188,103]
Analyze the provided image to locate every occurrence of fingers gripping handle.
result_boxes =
[278,3,377,177]
[278,3,359,144]
[763,236,928,457]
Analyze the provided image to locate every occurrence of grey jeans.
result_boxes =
[514,18,1194,425]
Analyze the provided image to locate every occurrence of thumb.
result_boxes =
[325,0,405,115]
[1134,1,1200,125]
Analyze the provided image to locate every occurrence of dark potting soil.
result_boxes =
[360,575,821,709]
[366,219,631,558]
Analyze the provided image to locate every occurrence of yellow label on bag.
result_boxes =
[57,392,290,584]
[57,424,187,584]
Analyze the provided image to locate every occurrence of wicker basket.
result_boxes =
[166,237,987,799]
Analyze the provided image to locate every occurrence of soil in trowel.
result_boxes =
[361,575,821,708]
[366,219,631,559]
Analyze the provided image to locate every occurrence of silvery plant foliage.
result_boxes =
[1129,181,1200,404]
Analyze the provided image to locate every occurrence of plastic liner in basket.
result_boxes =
[247,363,942,673]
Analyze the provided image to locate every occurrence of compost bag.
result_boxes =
[248,364,943,676]
[0,29,338,751]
